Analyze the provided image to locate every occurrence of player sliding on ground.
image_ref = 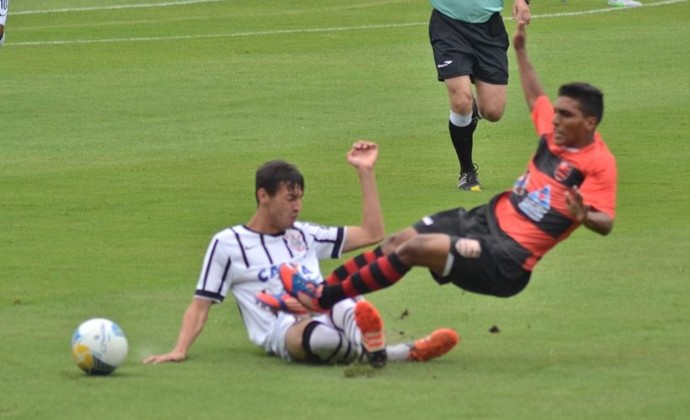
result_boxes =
[267,22,617,319]
[144,141,458,369]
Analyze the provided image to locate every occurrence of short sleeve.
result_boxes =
[580,141,618,219]
[532,95,554,137]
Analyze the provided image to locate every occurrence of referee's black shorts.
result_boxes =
[428,9,509,85]
[412,201,531,298]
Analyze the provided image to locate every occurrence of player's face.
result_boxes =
[552,96,596,148]
[264,183,303,231]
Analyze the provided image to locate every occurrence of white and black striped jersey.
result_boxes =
[194,221,346,349]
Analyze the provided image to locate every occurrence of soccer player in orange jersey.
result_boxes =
[277,21,617,313]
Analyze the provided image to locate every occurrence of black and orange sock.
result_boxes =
[325,247,384,285]
[318,253,411,309]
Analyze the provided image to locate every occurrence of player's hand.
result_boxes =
[142,351,186,365]
[347,140,378,170]
[512,0,531,26]
[513,21,527,51]
[565,186,588,223]
[457,238,481,259]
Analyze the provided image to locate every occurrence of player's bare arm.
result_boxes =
[514,22,545,112]
[342,141,384,252]
[512,0,531,26]
[143,298,212,364]
[565,186,614,236]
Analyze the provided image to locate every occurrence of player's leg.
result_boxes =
[395,233,454,274]
[324,246,384,285]
[472,11,509,124]
[474,81,507,123]
[429,10,481,190]
[329,299,459,365]
[283,302,386,367]
[282,233,452,311]
[284,317,363,364]
[0,0,8,46]
[445,76,482,191]
[324,227,419,286]
[283,300,459,366]
[323,299,387,367]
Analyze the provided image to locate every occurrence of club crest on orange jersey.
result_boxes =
[554,161,574,182]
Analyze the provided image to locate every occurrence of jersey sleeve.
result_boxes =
[194,234,232,303]
[580,143,618,218]
[532,95,554,137]
[300,222,345,259]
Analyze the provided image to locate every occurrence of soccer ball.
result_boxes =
[71,318,128,375]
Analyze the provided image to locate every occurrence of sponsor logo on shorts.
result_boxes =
[437,60,453,69]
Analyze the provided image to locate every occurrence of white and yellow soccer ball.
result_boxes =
[71,318,128,375]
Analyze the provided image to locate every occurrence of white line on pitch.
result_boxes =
[9,0,687,47]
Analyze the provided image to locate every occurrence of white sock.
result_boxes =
[330,299,361,343]
[449,110,472,128]
[386,343,412,362]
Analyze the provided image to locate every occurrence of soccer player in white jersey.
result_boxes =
[0,0,9,47]
[144,141,458,367]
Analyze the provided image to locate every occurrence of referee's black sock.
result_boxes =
[449,119,477,174]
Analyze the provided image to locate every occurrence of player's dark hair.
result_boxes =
[558,82,604,125]
[255,160,304,203]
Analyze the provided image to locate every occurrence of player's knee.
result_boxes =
[450,96,473,115]
[381,228,417,255]
[301,321,352,364]
[478,103,505,122]
[395,236,430,265]
[447,87,473,115]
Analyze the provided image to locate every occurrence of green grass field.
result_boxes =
[2,0,689,418]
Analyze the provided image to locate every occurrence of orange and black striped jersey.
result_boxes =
[494,95,617,270]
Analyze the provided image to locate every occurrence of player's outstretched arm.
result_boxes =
[143,298,212,364]
[342,141,384,253]
[513,22,545,112]
[565,186,614,236]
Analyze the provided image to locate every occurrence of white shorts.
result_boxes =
[266,312,300,360]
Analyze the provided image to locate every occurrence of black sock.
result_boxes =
[449,119,478,173]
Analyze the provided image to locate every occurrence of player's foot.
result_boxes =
[408,328,460,362]
[279,263,327,313]
[255,291,309,315]
[354,300,387,368]
[458,165,481,192]
[608,0,642,7]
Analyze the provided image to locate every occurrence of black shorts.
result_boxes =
[412,198,531,297]
[428,9,509,85]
